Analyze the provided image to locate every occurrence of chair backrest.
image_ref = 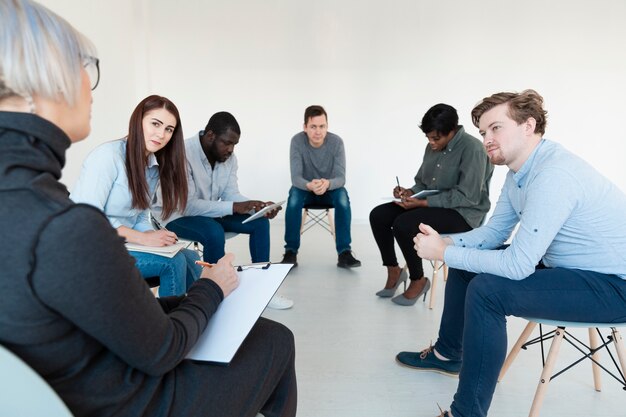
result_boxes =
[0,345,73,416]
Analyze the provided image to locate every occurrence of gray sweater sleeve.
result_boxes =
[289,135,309,190]
[328,137,346,190]
[33,205,223,376]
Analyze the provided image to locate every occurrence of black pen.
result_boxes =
[150,211,178,241]
[396,176,400,189]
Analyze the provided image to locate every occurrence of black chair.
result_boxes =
[144,276,160,296]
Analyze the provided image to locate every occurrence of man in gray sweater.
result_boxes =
[280,105,361,268]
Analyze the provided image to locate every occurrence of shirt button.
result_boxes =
[437,164,441,167]
[432,178,436,181]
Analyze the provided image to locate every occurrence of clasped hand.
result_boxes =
[413,223,448,261]
[307,178,330,195]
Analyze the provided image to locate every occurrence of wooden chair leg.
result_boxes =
[429,260,440,310]
[611,328,626,383]
[499,321,538,381]
[529,327,565,417]
[588,328,602,391]
[327,209,335,239]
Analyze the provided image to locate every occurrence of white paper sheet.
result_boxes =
[186,263,293,364]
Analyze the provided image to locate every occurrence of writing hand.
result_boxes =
[141,229,179,247]
[201,253,239,297]
[393,186,406,198]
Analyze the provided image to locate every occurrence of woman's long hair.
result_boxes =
[125,95,188,220]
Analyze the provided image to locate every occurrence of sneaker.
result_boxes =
[280,250,298,267]
[337,250,361,268]
[396,345,461,377]
[267,295,294,310]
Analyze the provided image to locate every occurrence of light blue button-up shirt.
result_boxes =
[70,139,159,232]
[160,132,248,223]
[445,139,626,280]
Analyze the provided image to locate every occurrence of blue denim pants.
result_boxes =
[284,186,352,254]
[130,248,200,297]
[167,214,270,263]
[435,266,626,417]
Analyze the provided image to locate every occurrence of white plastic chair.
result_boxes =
[0,344,73,416]
[499,318,626,417]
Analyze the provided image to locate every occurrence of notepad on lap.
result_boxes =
[382,189,441,202]
[186,263,293,364]
[125,241,188,258]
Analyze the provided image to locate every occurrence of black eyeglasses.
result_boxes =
[82,56,100,91]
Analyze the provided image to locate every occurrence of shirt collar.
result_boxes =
[147,152,158,168]
[444,125,465,152]
[513,138,546,186]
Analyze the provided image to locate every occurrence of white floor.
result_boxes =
[226,223,625,417]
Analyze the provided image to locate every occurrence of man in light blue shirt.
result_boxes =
[395,90,626,417]
[163,111,293,309]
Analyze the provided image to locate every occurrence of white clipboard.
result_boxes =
[186,263,293,364]
[241,200,286,224]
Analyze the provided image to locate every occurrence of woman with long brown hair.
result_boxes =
[71,95,199,296]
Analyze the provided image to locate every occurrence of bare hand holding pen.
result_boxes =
[200,253,239,297]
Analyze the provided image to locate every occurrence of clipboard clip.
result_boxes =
[236,262,271,272]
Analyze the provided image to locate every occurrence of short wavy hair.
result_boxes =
[471,89,548,135]
[0,0,97,106]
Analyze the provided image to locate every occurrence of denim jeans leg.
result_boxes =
[328,187,352,254]
[284,186,311,253]
[434,267,476,361]
[180,248,201,288]
[217,214,271,263]
[130,250,187,297]
[449,268,626,417]
[167,216,226,263]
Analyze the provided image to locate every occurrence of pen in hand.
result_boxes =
[149,211,178,242]
[195,260,214,268]
[395,176,404,200]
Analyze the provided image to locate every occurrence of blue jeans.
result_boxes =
[435,266,626,417]
[130,249,200,297]
[167,214,270,263]
[284,186,352,254]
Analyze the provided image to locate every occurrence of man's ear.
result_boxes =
[524,117,537,136]
[204,130,215,144]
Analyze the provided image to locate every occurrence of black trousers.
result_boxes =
[369,202,471,280]
[168,317,297,417]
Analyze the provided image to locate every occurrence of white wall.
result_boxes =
[41,0,626,223]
